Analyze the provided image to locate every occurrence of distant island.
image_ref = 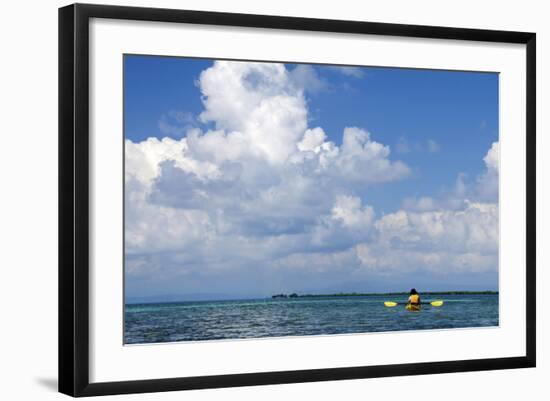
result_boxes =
[271,291,498,299]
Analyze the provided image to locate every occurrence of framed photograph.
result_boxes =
[58,3,536,397]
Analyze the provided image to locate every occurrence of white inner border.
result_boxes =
[89,18,527,383]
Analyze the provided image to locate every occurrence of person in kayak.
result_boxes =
[407,288,421,310]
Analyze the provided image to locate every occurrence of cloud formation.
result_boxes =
[332,66,365,78]
[125,60,498,297]
[476,141,499,201]
[395,136,441,154]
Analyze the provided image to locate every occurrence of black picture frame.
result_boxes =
[59,3,536,397]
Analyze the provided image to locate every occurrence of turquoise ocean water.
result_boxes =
[124,293,498,344]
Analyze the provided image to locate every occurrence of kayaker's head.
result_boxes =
[410,288,418,295]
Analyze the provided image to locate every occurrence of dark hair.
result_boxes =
[410,288,418,295]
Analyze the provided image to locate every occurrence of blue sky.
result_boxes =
[124,55,499,301]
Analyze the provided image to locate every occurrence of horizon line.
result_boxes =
[125,289,499,305]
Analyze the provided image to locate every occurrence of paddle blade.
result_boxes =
[430,300,444,307]
[384,301,398,307]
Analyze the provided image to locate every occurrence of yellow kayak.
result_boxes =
[405,304,421,311]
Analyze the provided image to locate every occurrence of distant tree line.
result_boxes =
[271,290,498,299]
[272,293,299,298]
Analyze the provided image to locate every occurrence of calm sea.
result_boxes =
[124,293,499,344]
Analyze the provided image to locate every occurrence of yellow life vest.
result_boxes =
[409,294,420,304]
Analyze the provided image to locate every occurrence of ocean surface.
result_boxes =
[124,293,499,344]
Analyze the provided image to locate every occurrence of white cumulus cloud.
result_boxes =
[124,60,499,296]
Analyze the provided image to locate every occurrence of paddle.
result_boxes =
[384,300,444,307]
